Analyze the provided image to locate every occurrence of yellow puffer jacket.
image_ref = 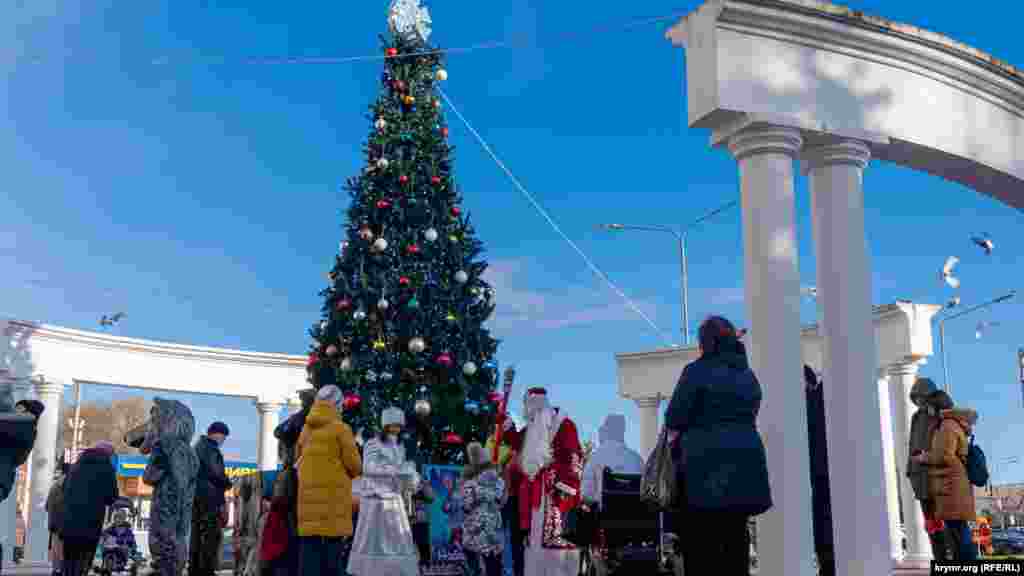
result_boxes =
[296,400,362,537]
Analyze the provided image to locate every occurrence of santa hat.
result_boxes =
[381,407,405,428]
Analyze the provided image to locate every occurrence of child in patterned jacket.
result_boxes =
[461,442,506,576]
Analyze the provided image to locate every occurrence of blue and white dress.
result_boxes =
[348,437,420,576]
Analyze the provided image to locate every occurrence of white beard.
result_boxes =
[521,407,554,479]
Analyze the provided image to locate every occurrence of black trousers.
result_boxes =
[62,536,99,576]
[299,536,352,576]
[681,511,750,576]
[464,550,503,576]
[503,495,525,576]
[412,522,431,565]
[190,499,223,576]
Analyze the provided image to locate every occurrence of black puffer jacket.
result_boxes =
[0,413,37,502]
[61,449,118,540]
[194,436,232,509]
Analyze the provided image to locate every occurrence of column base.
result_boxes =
[896,554,932,570]
[4,560,52,575]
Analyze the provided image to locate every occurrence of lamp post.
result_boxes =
[937,290,1016,394]
[597,199,738,345]
[1018,348,1024,408]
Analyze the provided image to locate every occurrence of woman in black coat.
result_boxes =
[61,441,119,576]
[666,316,771,576]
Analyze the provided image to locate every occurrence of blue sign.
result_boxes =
[424,465,465,575]
[114,454,259,479]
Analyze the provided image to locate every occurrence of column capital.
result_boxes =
[801,137,871,173]
[256,399,286,413]
[32,376,65,397]
[727,125,804,161]
[887,358,926,377]
[633,396,663,409]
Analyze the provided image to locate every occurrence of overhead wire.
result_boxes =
[438,88,674,346]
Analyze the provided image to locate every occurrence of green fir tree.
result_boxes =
[307,18,500,465]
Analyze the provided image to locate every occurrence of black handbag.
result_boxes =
[563,503,598,547]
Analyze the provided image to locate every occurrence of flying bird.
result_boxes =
[976,320,1000,339]
[941,256,960,289]
[801,285,818,299]
[99,312,126,327]
[946,296,961,309]
[971,234,994,255]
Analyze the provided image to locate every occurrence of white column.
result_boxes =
[256,401,284,471]
[729,125,815,576]
[805,137,889,576]
[634,397,661,461]
[889,360,932,568]
[26,377,63,566]
[877,369,902,563]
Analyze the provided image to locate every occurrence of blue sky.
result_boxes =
[2,1,1022,480]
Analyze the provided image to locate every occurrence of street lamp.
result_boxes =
[1018,348,1024,408]
[936,290,1016,395]
[597,199,738,345]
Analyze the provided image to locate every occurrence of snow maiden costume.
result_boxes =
[140,398,200,576]
[348,407,420,576]
[504,388,583,576]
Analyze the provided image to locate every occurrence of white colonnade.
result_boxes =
[0,319,307,571]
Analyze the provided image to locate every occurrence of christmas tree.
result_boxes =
[307,0,500,464]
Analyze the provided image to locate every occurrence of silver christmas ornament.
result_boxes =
[408,337,426,353]
[414,398,431,417]
[424,227,438,242]
[454,270,468,284]
[373,238,389,252]
[375,118,387,131]
[353,309,367,321]
[388,0,432,44]
[377,298,390,310]
[377,157,390,169]
[340,357,353,371]
[462,361,477,376]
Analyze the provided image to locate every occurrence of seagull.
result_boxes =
[946,296,961,309]
[941,256,960,289]
[971,234,994,255]
[801,285,818,299]
[976,320,1000,339]
[99,312,126,327]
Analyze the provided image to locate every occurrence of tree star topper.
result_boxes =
[388,0,432,44]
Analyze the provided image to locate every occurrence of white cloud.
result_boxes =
[482,258,659,334]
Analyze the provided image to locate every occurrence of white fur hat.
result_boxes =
[381,407,405,428]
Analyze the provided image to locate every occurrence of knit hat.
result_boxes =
[208,421,230,436]
[381,407,405,428]
[316,385,343,407]
[15,399,44,419]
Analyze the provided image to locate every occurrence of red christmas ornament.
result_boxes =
[436,352,452,367]
[487,391,502,404]
[399,175,409,184]
[399,276,411,286]
[343,394,362,410]
[359,226,373,240]
[441,127,449,138]
[386,48,398,57]
[377,199,391,209]
[451,206,461,216]
[442,432,464,445]
[407,243,420,254]
[326,344,338,357]
[336,298,352,311]
[431,176,441,185]
[307,353,319,366]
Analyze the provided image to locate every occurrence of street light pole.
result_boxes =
[936,290,1016,395]
[598,199,737,346]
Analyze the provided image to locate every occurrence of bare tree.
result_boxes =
[63,397,153,454]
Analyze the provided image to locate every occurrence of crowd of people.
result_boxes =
[0,314,987,576]
[37,421,234,576]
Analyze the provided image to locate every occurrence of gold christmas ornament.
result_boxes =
[435,69,448,81]
[373,339,387,351]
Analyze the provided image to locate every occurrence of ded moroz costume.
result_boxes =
[503,387,583,576]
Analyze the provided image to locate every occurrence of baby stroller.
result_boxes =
[94,499,142,576]
[585,469,681,576]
